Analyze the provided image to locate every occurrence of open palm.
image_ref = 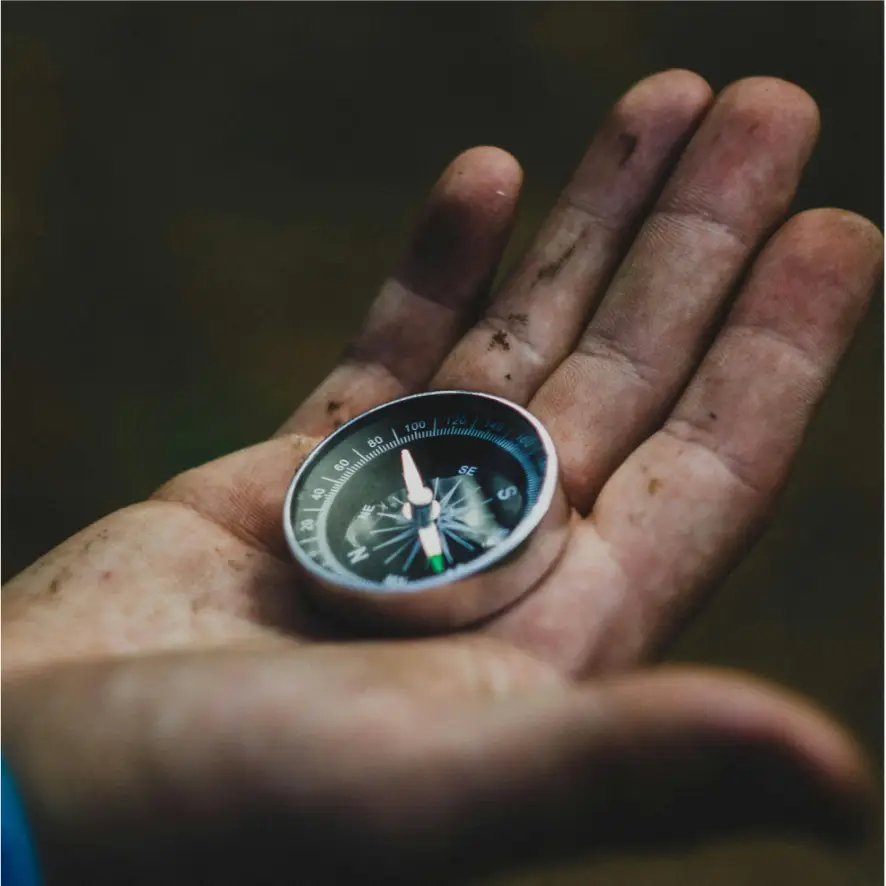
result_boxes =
[3,72,880,885]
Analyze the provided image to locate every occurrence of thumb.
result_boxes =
[427,666,872,880]
[2,657,872,885]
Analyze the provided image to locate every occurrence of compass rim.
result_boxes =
[282,389,560,596]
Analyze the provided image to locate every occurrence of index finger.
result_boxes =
[277,147,522,438]
[158,149,522,553]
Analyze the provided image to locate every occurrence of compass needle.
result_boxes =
[400,448,429,503]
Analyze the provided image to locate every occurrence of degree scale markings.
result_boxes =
[304,427,532,494]
[299,425,538,507]
[294,417,543,581]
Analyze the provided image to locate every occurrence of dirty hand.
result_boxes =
[3,71,881,885]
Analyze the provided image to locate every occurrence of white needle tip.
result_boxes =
[400,448,433,506]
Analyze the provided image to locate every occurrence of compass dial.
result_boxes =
[284,391,556,595]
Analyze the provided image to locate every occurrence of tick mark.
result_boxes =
[488,330,511,351]
[48,578,60,595]
[536,241,577,282]
[505,373,512,381]
[618,132,638,167]
[327,400,342,414]
[647,477,662,495]
[709,411,718,420]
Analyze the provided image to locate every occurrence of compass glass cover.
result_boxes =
[286,392,551,590]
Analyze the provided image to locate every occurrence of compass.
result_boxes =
[283,390,569,630]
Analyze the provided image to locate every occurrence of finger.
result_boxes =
[277,146,522,438]
[432,70,713,402]
[590,209,882,659]
[532,77,822,512]
[6,659,871,885]
[585,209,882,666]
[487,210,881,676]
[462,668,872,867]
[157,150,520,552]
[499,209,882,679]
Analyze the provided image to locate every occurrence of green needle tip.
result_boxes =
[429,554,445,574]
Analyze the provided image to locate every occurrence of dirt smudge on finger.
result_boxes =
[488,330,511,351]
[536,241,577,283]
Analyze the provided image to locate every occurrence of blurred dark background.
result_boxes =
[3,3,882,884]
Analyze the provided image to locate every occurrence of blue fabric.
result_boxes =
[2,757,42,886]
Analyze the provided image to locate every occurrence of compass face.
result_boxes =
[284,391,556,593]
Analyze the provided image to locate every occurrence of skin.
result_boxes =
[2,71,882,885]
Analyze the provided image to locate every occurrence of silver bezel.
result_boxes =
[283,390,560,595]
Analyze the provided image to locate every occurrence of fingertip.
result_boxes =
[750,207,884,338]
[395,145,522,303]
[439,145,524,209]
[717,76,821,143]
[450,145,524,181]
[594,667,875,843]
[780,207,884,268]
[612,68,713,131]
[629,68,714,108]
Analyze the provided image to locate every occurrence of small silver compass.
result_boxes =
[283,390,569,630]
